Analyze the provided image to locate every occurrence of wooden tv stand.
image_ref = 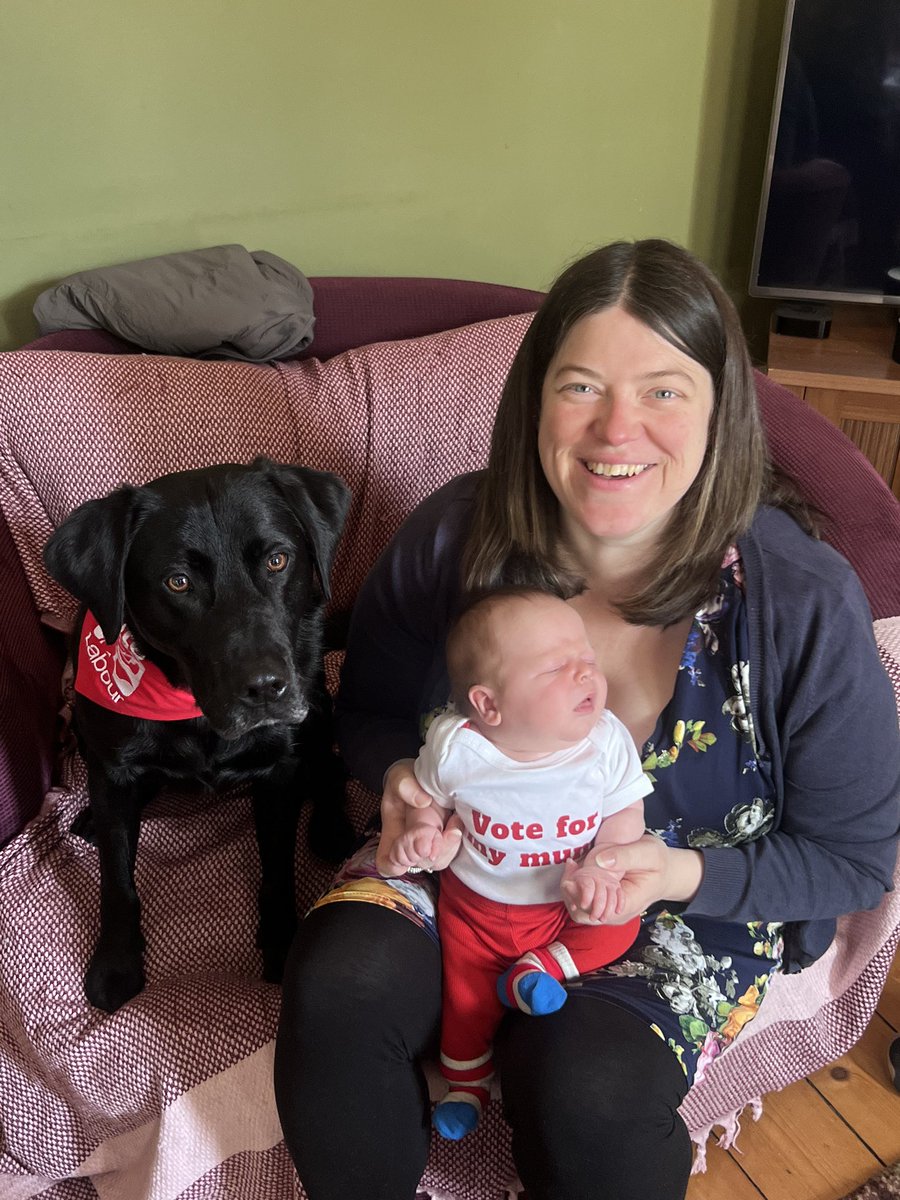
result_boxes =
[766,303,900,500]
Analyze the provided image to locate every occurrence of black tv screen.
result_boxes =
[749,0,900,306]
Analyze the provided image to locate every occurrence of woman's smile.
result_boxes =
[583,460,654,481]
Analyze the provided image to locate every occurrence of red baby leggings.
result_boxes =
[438,869,640,1070]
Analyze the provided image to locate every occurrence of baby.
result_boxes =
[379,588,651,1140]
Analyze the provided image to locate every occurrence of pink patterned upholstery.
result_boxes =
[0,515,59,841]
[0,280,898,1200]
[280,314,531,615]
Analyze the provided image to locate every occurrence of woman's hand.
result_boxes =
[375,759,462,877]
[587,833,704,924]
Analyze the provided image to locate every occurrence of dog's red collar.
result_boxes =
[74,612,203,721]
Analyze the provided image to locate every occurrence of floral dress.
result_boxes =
[572,547,783,1084]
[315,549,782,1085]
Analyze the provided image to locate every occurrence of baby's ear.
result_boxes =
[468,685,501,726]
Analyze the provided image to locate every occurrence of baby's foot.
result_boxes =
[433,1097,481,1140]
[497,961,567,1015]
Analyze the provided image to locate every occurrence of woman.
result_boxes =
[274,240,900,1200]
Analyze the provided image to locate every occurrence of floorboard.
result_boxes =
[809,1013,900,1165]
[719,1081,879,1200]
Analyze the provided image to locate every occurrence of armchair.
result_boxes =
[0,277,898,1199]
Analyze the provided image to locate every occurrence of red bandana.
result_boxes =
[75,612,204,721]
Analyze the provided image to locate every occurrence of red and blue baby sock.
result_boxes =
[497,947,570,1015]
[433,1050,494,1140]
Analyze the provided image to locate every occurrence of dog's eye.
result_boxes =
[165,574,191,593]
[266,552,289,573]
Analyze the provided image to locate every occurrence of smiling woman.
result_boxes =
[276,240,900,1200]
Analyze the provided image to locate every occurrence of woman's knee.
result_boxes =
[496,997,692,1199]
[498,996,687,1115]
[276,902,442,1060]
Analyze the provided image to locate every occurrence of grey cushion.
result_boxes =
[33,245,315,362]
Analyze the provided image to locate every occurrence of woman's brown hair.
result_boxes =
[464,239,772,626]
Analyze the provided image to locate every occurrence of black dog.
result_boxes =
[44,457,352,1012]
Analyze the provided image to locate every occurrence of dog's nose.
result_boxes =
[245,673,289,704]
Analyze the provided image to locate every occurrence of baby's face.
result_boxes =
[485,596,606,756]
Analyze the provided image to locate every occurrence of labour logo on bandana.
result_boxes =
[75,612,203,721]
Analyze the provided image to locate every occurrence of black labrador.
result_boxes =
[44,457,352,1012]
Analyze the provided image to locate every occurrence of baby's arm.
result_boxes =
[561,799,646,925]
[591,799,647,851]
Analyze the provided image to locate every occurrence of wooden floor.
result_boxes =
[687,948,900,1200]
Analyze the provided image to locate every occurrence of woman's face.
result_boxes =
[538,305,715,555]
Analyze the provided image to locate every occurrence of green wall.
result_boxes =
[0,0,786,353]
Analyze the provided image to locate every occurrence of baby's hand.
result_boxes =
[378,814,463,877]
[384,822,444,873]
[561,857,625,925]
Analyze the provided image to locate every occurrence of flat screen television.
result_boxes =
[749,0,900,307]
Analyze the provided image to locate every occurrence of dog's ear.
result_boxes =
[255,458,351,601]
[43,486,155,643]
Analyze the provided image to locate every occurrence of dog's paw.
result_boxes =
[256,901,297,984]
[70,808,97,843]
[258,938,293,985]
[84,947,146,1013]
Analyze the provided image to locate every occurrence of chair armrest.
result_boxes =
[0,511,64,846]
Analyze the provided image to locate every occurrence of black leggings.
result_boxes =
[274,902,692,1200]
